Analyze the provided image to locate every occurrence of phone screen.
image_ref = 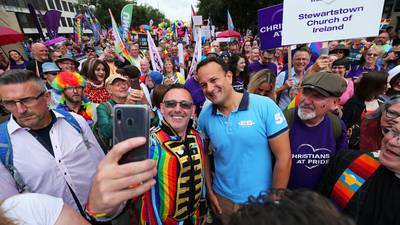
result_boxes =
[113,105,149,164]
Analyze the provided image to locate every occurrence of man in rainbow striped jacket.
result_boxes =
[141,84,207,225]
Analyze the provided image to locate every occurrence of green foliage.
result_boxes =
[197,0,283,33]
[75,0,168,29]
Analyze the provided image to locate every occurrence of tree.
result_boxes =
[198,0,283,33]
[75,0,168,29]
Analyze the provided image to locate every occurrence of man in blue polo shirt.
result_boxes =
[196,58,291,225]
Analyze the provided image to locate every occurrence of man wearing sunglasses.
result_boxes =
[140,84,207,225]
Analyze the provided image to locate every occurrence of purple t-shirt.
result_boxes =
[347,65,384,80]
[288,108,348,190]
[247,61,277,76]
[184,76,206,116]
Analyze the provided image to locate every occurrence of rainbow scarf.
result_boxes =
[331,153,381,209]
[141,120,206,225]
[56,96,95,128]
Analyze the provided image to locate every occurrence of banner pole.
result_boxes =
[287,47,292,80]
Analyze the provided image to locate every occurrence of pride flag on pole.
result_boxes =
[146,31,164,72]
[187,29,202,80]
[227,10,235,30]
[109,9,135,66]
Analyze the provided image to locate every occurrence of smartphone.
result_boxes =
[320,47,329,56]
[113,104,150,164]
[130,78,141,90]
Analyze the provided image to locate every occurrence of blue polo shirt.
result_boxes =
[198,91,288,203]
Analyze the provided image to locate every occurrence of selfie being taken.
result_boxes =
[0,1,399,225]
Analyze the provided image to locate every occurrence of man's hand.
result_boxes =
[314,55,330,71]
[207,191,222,215]
[88,137,157,215]
[283,78,294,90]
[126,89,147,105]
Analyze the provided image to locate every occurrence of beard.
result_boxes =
[64,93,82,104]
[297,106,316,121]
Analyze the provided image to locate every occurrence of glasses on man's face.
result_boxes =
[0,91,46,109]
[64,86,83,92]
[385,108,400,119]
[382,128,400,143]
[163,100,193,110]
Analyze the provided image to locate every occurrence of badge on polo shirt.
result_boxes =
[238,120,255,127]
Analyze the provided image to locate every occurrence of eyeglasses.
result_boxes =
[385,109,400,119]
[1,91,46,109]
[45,72,58,76]
[64,86,83,92]
[366,53,379,57]
[382,128,400,143]
[163,100,193,109]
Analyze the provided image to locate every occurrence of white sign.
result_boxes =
[192,16,203,26]
[281,0,385,45]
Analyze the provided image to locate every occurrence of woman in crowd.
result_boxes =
[360,95,400,152]
[247,69,276,101]
[8,50,28,70]
[342,71,388,149]
[331,59,354,105]
[162,58,185,85]
[82,58,111,103]
[347,46,385,82]
[229,54,249,92]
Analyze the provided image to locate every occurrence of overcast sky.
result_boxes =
[136,0,198,22]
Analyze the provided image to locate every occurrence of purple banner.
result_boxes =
[258,4,283,50]
[43,10,61,39]
[27,3,45,39]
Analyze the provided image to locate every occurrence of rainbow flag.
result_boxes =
[74,14,84,49]
[308,42,323,56]
[109,9,135,66]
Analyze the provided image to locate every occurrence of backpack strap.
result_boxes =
[330,152,381,209]
[0,119,31,193]
[326,112,342,142]
[54,109,89,149]
[283,108,295,129]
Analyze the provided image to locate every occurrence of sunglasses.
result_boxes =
[163,100,193,109]
[366,53,378,57]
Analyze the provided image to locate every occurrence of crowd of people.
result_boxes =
[0,22,399,225]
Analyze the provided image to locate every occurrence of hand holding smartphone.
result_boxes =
[113,105,150,164]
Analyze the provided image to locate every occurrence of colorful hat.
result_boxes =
[52,71,86,91]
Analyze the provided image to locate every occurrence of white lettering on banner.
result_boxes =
[293,144,332,170]
[260,24,282,33]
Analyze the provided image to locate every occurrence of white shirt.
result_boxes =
[2,193,63,225]
[0,110,104,213]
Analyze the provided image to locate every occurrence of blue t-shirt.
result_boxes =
[198,91,288,203]
[288,108,348,190]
